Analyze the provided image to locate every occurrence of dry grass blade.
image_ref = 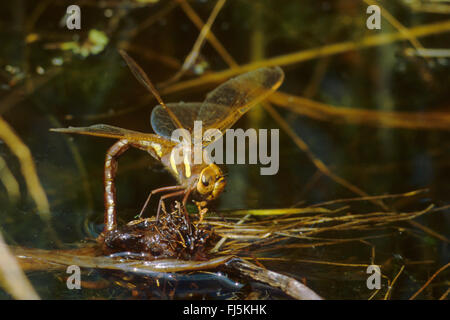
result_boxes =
[407,220,449,243]
[224,207,336,216]
[405,48,450,58]
[364,0,425,51]
[409,262,450,300]
[162,0,228,85]
[226,259,323,300]
[270,91,450,131]
[0,155,21,202]
[176,0,238,68]
[384,265,405,300]
[439,288,450,300]
[208,202,435,254]
[121,0,179,41]
[0,117,50,219]
[405,1,450,14]
[13,245,234,274]
[161,19,450,95]
[125,44,182,70]
[310,189,429,207]
[0,231,40,300]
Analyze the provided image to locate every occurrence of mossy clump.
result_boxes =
[98,206,217,260]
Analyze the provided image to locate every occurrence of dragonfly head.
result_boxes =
[196,164,226,201]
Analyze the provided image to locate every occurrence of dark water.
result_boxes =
[0,0,449,299]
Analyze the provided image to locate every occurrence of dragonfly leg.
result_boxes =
[156,190,186,221]
[194,201,208,224]
[104,139,130,232]
[182,188,193,228]
[138,185,184,218]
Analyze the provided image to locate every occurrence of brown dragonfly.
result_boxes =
[52,50,284,233]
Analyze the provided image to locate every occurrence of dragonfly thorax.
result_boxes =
[160,144,226,201]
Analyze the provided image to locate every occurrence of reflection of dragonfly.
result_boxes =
[51,50,284,233]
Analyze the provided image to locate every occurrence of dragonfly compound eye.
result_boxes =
[197,167,215,195]
[197,164,226,200]
[202,174,211,187]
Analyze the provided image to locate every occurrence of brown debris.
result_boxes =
[98,204,217,260]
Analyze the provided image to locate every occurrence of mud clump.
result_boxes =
[98,209,217,260]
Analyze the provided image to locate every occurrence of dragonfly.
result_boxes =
[51,50,284,233]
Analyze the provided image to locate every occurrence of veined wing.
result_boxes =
[119,50,184,131]
[150,67,284,144]
[50,124,175,146]
[199,66,284,133]
[151,102,229,141]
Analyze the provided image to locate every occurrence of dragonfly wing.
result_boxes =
[199,66,284,133]
[50,124,170,144]
[151,102,230,143]
[151,102,199,140]
[119,50,185,131]
[151,67,284,145]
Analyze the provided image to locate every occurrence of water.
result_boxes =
[0,0,448,299]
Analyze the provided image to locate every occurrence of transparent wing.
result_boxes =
[151,103,200,139]
[50,124,173,145]
[119,50,184,130]
[151,102,229,142]
[150,66,284,144]
[199,66,284,133]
